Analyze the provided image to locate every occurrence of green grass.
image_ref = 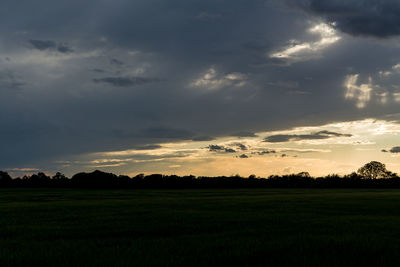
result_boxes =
[1,189,400,266]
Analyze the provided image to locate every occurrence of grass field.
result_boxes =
[1,189,400,266]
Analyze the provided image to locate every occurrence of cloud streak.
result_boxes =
[29,39,73,53]
[208,145,236,153]
[264,130,352,143]
[93,77,161,87]
[383,146,400,153]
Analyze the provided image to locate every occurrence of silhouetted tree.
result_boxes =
[133,173,145,180]
[248,174,256,179]
[297,172,311,178]
[357,161,390,179]
[0,171,12,185]
[344,172,361,180]
[52,172,67,180]
[383,170,398,179]
[1,160,400,189]
[25,172,51,187]
[72,170,118,187]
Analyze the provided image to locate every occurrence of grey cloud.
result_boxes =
[29,40,57,50]
[241,41,272,52]
[29,39,73,53]
[2,0,400,173]
[264,131,352,143]
[57,44,73,53]
[132,144,162,150]
[91,68,106,73]
[196,12,223,21]
[317,130,352,137]
[268,81,299,89]
[390,146,400,153]
[136,127,194,140]
[93,77,160,87]
[231,131,258,138]
[281,149,328,154]
[208,145,225,152]
[0,71,24,89]
[233,143,248,151]
[253,150,277,155]
[111,58,124,66]
[286,90,311,95]
[192,136,215,141]
[208,145,236,153]
[89,150,197,167]
[298,0,400,38]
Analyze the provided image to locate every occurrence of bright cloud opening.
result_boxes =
[190,68,248,90]
[344,74,373,108]
[269,22,341,63]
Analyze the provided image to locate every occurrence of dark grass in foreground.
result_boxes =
[1,189,400,266]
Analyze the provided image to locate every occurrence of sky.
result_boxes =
[1,0,400,177]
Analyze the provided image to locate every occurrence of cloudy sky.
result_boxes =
[2,0,400,177]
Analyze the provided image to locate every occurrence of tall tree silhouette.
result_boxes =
[357,161,390,179]
[0,171,12,185]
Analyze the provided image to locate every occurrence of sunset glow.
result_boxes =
[1,1,400,178]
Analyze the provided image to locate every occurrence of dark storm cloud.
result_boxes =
[389,147,400,153]
[230,132,258,138]
[29,40,73,53]
[110,58,124,66]
[91,68,106,73]
[298,0,400,38]
[192,136,215,141]
[382,147,400,153]
[57,44,73,53]
[0,71,24,89]
[208,145,225,152]
[208,145,236,153]
[317,130,352,137]
[232,143,248,151]
[29,40,57,50]
[2,0,400,172]
[131,144,162,150]
[136,127,194,140]
[93,77,160,87]
[253,150,277,155]
[264,131,352,143]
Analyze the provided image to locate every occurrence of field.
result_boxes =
[1,189,400,266]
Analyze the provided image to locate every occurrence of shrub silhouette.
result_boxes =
[0,162,399,188]
[0,171,12,186]
[72,170,118,188]
[52,172,67,180]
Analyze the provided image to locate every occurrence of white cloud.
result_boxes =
[394,92,400,103]
[344,74,373,108]
[190,68,248,90]
[393,64,400,70]
[91,163,127,168]
[378,71,392,77]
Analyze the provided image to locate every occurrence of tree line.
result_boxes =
[0,161,399,189]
